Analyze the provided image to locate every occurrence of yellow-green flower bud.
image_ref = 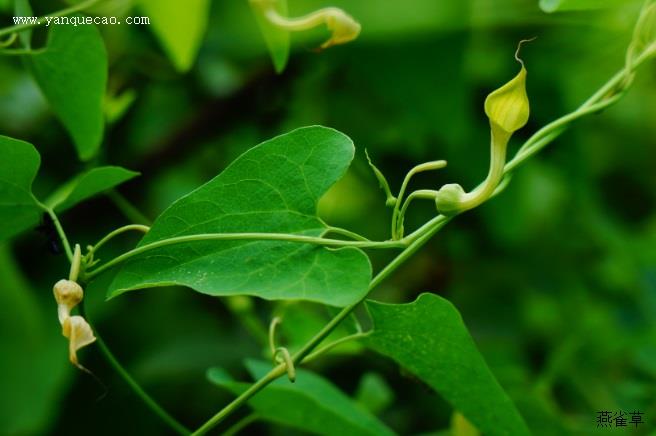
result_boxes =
[434,183,466,216]
[484,65,530,147]
[435,45,531,216]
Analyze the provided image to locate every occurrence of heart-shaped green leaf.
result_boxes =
[0,136,43,241]
[208,359,395,436]
[30,23,107,160]
[364,293,530,436]
[107,126,372,307]
[0,136,138,241]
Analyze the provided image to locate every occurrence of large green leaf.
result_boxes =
[364,293,530,436]
[45,166,139,211]
[0,136,43,241]
[30,23,107,160]
[139,0,210,72]
[539,0,630,13]
[208,359,395,436]
[249,0,290,73]
[107,126,372,307]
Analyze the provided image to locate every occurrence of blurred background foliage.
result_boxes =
[1,0,655,434]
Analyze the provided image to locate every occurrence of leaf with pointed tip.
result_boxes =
[208,359,395,436]
[14,0,32,48]
[106,126,372,307]
[45,166,139,211]
[364,293,530,436]
[0,136,43,241]
[249,0,290,73]
[30,23,107,160]
[139,0,210,72]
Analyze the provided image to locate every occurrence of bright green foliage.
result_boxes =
[0,137,137,241]
[364,293,530,436]
[539,0,629,13]
[139,0,210,72]
[0,246,70,435]
[30,23,107,161]
[0,136,42,241]
[107,126,372,306]
[208,359,395,436]
[45,166,139,211]
[249,0,290,73]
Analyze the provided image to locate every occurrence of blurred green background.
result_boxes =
[1,0,655,434]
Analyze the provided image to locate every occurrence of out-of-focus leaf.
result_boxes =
[208,359,395,436]
[354,372,394,414]
[45,166,139,211]
[364,293,530,436]
[0,245,71,434]
[0,136,43,241]
[540,0,630,13]
[249,0,290,73]
[139,0,210,72]
[105,89,137,124]
[14,0,32,48]
[30,23,107,160]
[107,126,372,307]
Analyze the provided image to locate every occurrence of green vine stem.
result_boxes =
[0,0,103,38]
[86,224,150,261]
[40,205,73,262]
[391,161,447,239]
[190,47,654,435]
[84,233,407,280]
[190,215,451,435]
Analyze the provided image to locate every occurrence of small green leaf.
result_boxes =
[139,0,210,72]
[208,359,395,436]
[249,0,290,73]
[539,0,629,13]
[0,136,43,241]
[45,166,139,211]
[30,23,107,160]
[107,126,372,307]
[364,293,530,436]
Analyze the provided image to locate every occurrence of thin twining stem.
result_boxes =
[86,224,150,259]
[190,215,451,435]
[192,46,654,435]
[302,332,370,364]
[82,301,191,436]
[391,161,446,239]
[84,232,407,280]
[40,205,74,262]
